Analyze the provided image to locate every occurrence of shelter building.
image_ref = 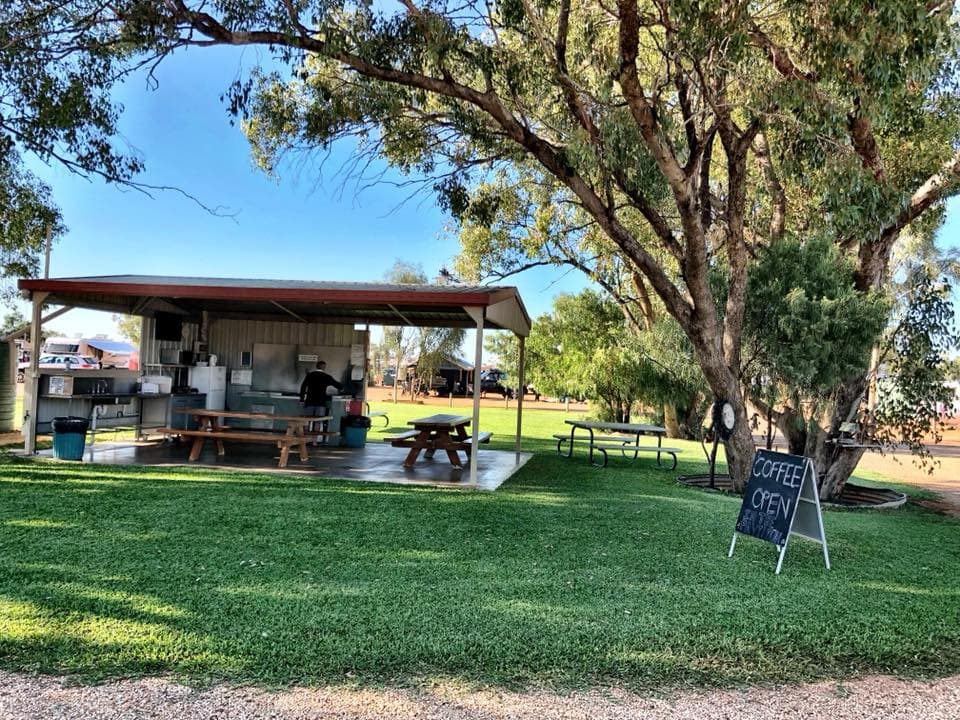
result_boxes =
[18,275,532,488]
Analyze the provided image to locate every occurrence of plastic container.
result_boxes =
[347,399,364,416]
[52,416,89,460]
[341,414,372,448]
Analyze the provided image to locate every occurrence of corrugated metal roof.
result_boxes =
[25,275,507,295]
[19,274,531,336]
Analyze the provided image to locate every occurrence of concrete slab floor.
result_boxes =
[36,440,533,491]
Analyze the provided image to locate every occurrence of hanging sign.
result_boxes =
[728,449,831,575]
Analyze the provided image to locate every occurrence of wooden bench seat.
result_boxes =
[383,430,420,443]
[157,427,326,467]
[462,431,493,445]
[587,442,681,470]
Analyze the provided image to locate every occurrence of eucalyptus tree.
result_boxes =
[525,289,704,424]
[382,260,427,402]
[6,0,960,495]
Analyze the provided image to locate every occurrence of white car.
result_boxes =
[17,355,99,381]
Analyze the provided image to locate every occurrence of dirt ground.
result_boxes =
[2,671,959,720]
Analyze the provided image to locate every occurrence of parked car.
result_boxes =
[19,354,98,381]
[480,369,513,399]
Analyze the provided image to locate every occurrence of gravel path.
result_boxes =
[2,672,960,719]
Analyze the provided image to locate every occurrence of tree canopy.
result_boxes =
[5,0,960,494]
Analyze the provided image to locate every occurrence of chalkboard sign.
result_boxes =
[735,449,806,547]
[728,449,831,574]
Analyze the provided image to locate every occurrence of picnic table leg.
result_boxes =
[404,430,430,467]
[289,423,309,462]
[435,432,463,468]
[403,445,424,467]
[587,427,597,465]
[213,418,225,456]
[655,433,663,467]
[188,436,205,461]
[424,430,439,459]
[278,443,290,468]
[445,448,463,467]
[558,426,576,458]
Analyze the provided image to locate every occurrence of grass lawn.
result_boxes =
[0,402,957,690]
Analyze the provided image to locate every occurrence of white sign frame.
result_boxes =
[728,457,831,575]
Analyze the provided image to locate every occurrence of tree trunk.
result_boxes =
[663,403,681,438]
[689,332,755,491]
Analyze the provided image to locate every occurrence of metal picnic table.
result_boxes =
[555,419,680,469]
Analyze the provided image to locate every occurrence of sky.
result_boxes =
[20,45,960,349]
[23,46,588,344]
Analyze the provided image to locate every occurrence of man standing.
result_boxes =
[299,360,342,442]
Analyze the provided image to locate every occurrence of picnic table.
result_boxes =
[555,419,680,469]
[158,409,334,468]
[383,413,492,469]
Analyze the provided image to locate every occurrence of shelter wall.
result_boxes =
[141,317,363,367]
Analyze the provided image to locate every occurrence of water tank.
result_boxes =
[0,343,17,432]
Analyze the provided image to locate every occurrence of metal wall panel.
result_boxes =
[140,317,364,374]
[207,319,360,369]
[139,317,199,367]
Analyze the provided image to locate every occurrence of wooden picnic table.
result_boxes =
[158,408,333,468]
[556,419,679,469]
[383,413,492,469]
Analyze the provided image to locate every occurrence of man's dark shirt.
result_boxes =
[300,370,342,406]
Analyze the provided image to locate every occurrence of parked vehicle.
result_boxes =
[480,369,513,399]
[18,354,100,381]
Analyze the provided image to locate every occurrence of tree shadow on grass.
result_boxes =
[0,454,959,688]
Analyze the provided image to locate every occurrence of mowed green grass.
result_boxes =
[0,402,957,690]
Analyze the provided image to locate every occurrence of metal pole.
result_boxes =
[515,335,525,456]
[468,309,484,486]
[24,292,48,454]
[361,323,369,406]
[43,226,52,279]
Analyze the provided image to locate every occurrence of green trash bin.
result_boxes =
[342,415,371,448]
[52,416,89,460]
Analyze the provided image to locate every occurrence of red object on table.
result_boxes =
[348,399,363,416]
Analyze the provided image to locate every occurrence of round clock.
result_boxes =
[721,402,735,432]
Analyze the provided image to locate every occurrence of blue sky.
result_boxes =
[25,46,587,341]
[23,45,960,344]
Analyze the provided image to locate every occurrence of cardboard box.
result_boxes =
[48,376,74,396]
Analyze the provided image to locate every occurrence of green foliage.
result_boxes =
[745,236,889,395]
[875,270,959,455]
[483,331,520,382]
[411,326,466,392]
[381,259,428,373]
[0,309,25,336]
[112,315,141,345]
[527,290,703,421]
[0,154,64,288]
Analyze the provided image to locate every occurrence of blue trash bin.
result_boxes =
[52,416,89,460]
[342,415,372,448]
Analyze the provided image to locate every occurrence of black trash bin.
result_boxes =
[342,414,372,448]
[52,416,89,460]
